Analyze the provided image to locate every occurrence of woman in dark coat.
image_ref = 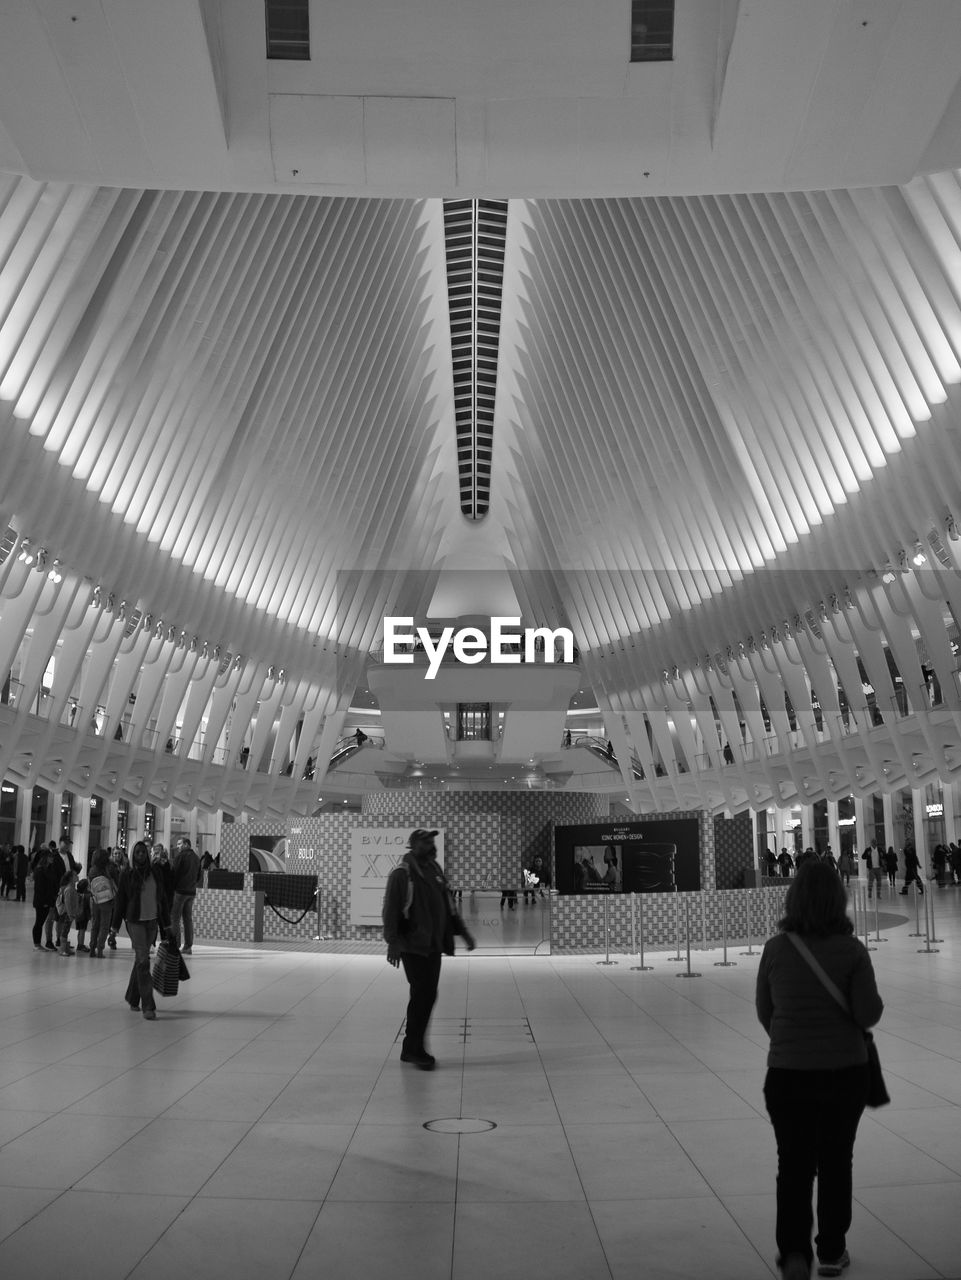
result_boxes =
[112,841,171,1020]
[756,860,883,1279]
[31,845,62,949]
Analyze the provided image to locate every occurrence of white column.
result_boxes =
[912,787,928,876]
[49,789,62,845]
[76,795,91,869]
[853,798,866,853]
[106,801,120,850]
[942,782,955,846]
[827,800,840,857]
[130,798,147,849]
[15,783,31,848]
[801,804,814,851]
[882,792,895,853]
[159,806,172,849]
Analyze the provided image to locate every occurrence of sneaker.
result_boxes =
[817,1251,850,1277]
[142,1009,157,1021]
[77,944,89,953]
[182,947,192,955]
[44,941,57,951]
[780,1255,811,1280]
[400,1049,436,1070]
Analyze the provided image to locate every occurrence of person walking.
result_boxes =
[883,846,898,890]
[756,860,884,1279]
[112,841,172,1020]
[860,843,883,899]
[14,844,29,902]
[900,842,924,896]
[836,849,853,886]
[382,829,476,1070]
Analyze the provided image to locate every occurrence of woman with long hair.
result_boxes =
[112,841,172,1020]
[756,859,883,1280]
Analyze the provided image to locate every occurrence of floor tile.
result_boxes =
[0,1190,188,1279]
[326,1122,459,1202]
[198,1121,355,1199]
[74,1118,252,1195]
[127,1195,320,1280]
[0,1113,151,1189]
[452,1200,609,1280]
[591,1195,773,1280]
[292,1200,454,1280]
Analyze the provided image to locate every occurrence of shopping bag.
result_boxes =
[151,939,181,997]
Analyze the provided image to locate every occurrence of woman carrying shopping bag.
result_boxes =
[112,842,172,1021]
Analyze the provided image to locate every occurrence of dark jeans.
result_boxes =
[32,905,55,946]
[400,950,442,1054]
[124,919,159,1011]
[764,1064,868,1267]
[89,900,113,953]
[170,892,194,949]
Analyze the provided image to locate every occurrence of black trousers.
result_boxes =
[400,950,442,1053]
[764,1064,868,1267]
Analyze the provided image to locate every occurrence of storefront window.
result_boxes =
[0,781,17,846]
[88,795,105,853]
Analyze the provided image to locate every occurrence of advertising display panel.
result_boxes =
[347,827,445,927]
[554,818,701,894]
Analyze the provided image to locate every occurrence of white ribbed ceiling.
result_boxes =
[3,2,961,816]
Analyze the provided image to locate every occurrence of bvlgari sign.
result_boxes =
[382,616,575,680]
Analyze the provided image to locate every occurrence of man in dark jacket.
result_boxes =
[382,829,475,1070]
[169,836,201,955]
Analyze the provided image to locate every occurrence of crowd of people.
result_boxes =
[3,834,207,1019]
[761,838,957,895]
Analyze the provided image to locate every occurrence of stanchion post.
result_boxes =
[668,888,683,961]
[677,896,701,978]
[862,883,876,951]
[873,891,887,943]
[918,887,940,954]
[630,892,653,971]
[909,882,924,937]
[714,891,736,967]
[597,894,617,965]
[928,883,944,944]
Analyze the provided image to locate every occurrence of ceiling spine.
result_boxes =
[442,198,508,519]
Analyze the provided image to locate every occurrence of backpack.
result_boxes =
[90,874,115,904]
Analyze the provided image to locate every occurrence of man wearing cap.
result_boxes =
[57,836,76,876]
[382,829,476,1070]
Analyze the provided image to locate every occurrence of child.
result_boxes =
[56,865,80,956]
[74,878,92,953]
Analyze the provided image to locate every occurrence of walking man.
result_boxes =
[382,829,475,1069]
[169,835,201,954]
[861,843,883,898]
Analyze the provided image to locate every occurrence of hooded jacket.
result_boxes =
[382,850,471,957]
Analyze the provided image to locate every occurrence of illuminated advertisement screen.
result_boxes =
[554,818,701,894]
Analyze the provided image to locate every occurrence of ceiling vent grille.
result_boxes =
[265,0,310,60]
[443,198,509,520]
[630,1,675,62]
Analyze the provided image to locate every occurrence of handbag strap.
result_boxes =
[785,931,851,1016]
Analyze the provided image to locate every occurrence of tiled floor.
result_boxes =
[0,885,959,1280]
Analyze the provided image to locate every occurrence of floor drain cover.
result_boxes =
[424,1117,496,1133]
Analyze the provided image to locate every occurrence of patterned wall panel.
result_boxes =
[550,884,790,955]
[364,791,609,887]
[712,811,755,889]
